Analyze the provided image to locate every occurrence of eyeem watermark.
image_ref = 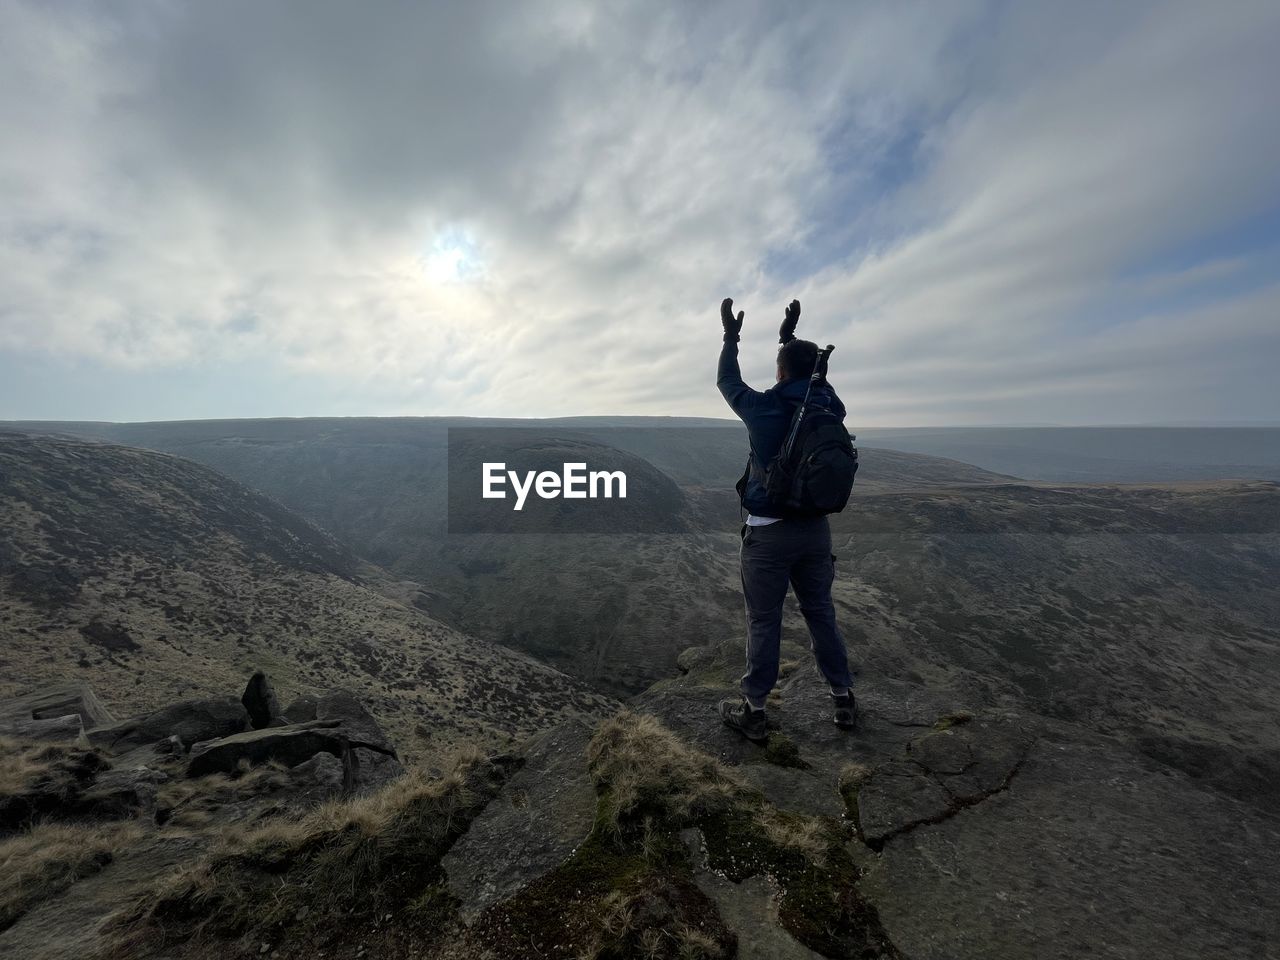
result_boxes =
[448,427,680,534]
[482,462,627,511]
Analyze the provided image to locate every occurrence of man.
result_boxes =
[716,297,856,742]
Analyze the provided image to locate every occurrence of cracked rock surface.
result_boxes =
[854,716,1035,847]
[862,733,1280,960]
[646,639,1280,960]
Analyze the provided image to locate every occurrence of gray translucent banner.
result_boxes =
[447,425,1280,535]
[447,427,716,534]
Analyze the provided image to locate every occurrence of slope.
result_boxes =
[0,418,1017,695]
[0,433,614,760]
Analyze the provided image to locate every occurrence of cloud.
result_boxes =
[1,0,1278,423]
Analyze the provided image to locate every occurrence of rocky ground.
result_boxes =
[0,675,411,959]
[4,653,1275,960]
[641,640,1280,959]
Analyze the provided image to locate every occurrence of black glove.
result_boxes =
[721,297,744,342]
[778,299,800,344]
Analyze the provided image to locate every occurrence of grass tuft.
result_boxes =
[487,711,900,959]
[586,711,743,835]
[0,821,143,931]
[0,736,109,802]
[153,760,292,828]
[762,733,809,770]
[109,748,512,956]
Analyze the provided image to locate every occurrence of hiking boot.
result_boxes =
[832,692,857,730]
[719,696,768,743]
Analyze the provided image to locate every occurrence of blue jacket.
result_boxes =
[717,339,847,517]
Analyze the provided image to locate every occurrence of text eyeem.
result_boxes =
[482,462,628,511]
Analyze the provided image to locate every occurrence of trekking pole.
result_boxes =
[781,345,835,462]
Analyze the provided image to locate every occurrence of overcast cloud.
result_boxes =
[1,0,1278,424]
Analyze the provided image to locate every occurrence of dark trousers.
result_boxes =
[739,515,854,703]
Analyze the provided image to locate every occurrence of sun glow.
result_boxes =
[419,228,483,284]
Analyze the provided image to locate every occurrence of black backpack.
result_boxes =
[763,345,858,516]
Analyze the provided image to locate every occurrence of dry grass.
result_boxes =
[0,736,103,799]
[0,736,51,794]
[575,885,729,960]
[586,711,833,866]
[112,747,503,951]
[838,762,874,796]
[675,924,727,960]
[153,759,292,829]
[586,712,743,832]
[0,821,142,930]
[758,807,830,864]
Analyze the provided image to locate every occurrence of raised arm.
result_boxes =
[717,297,766,417]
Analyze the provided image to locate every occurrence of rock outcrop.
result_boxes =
[0,682,117,743]
[186,718,403,792]
[240,670,283,729]
[5,646,1280,960]
[443,720,596,920]
[0,675,401,838]
[636,640,1280,960]
[0,675,409,958]
[88,697,250,753]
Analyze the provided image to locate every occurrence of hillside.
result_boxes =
[0,433,614,760]
[0,418,1016,694]
[858,425,1280,483]
[5,423,1278,802]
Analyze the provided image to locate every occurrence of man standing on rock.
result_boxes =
[715,297,856,742]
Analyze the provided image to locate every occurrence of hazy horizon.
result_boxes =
[3,1,1279,425]
[6,415,1280,430]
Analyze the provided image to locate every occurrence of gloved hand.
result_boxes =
[721,297,744,342]
[778,299,800,343]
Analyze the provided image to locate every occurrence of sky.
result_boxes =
[1,0,1278,425]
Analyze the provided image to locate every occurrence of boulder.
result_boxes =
[109,737,186,770]
[315,689,403,788]
[0,683,115,733]
[282,695,318,723]
[69,763,170,821]
[443,720,596,921]
[314,690,392,746]
[3,713,85,743]
[182,688,402,793]
[184,717,400,793]
[285,752,347,804]
[186,721,353,780]
[91,697,250,753]
[241,671,282,730]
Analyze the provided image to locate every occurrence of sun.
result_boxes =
[420,228,482,284]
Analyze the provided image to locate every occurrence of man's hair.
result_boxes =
[777,338,819,380]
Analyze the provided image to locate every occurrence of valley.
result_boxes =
[1,419,1277,959]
